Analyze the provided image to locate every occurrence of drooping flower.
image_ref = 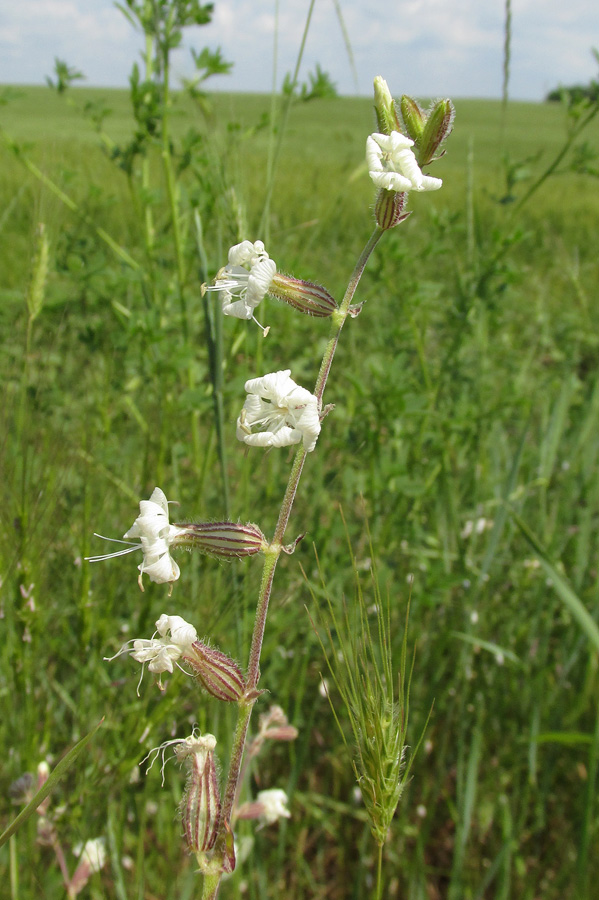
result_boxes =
[73,838,107,874]
[366,131,442,193]
[87,487,186,589]
[203,239,338,324]
[203,240,276,322]
[236,788,291,827]
[257,789,291,824]
[237,370,321,453]
[130,614,198,674]
[69,837,108,895]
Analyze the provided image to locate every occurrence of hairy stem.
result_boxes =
[209,226,384,894]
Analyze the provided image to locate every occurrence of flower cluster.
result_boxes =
[367,76,453,229]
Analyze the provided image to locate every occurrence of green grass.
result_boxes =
[1,83,599,899]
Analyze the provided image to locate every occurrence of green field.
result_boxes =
[1,79,599,900]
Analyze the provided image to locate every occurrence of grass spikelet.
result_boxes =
[25,222,49,322]
[306,515,428,855]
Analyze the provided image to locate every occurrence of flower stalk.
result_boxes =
[207,225,385,892]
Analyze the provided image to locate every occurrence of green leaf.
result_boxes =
[510,508,599,656]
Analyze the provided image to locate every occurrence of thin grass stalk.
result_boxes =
[511,102,599,215]
[258,0,317,239]
[375,842,383,900]
[195,210,231,513]
[500,0,512,147]
[160,43,188,334]
[142,20,156,255]
[576,701,599,896]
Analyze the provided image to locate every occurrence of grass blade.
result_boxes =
[0,719,104,848]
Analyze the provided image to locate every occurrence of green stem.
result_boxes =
[200,871,221,900]
[512,102,599,215]
[142,24,156,256]
[375,842,384,900]
[208,225,384,895]
[161,73,185,286]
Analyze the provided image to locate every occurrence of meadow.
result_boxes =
[1,73,599,900]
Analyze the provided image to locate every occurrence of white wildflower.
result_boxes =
[256,788,291,825]
[204,240,276,322]
[130,614,198,674]
[73,837,107,874]
[366,131,442,193]
[87,487,186,589]
[237,369,321,452]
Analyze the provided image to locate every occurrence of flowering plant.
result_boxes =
[92,75,453,900]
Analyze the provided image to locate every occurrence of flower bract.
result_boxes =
[237,370,321,452]
[366,131,442,193]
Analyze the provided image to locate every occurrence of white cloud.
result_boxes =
[0,0,597,99]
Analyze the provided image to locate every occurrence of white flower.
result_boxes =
[130,614,198,674]
[73,837,107,874]
[366,131,442,193]
[87,487,186,589]
[205,240,276,321]
[256,788,291,825]
[237,370,321,452]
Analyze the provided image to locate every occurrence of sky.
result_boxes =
[0,0,598,101]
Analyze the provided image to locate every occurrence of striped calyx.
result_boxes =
[173,521,268,559]
[374,189,411,231]
[185,642,246,702]
[269,273,338,318]
[176,734,221,854]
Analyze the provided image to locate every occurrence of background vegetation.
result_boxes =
[1,65,599,899]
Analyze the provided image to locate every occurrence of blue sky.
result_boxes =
[1,1,598,100]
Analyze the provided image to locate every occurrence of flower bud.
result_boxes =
[174,521,268,559]
[268,273,338,318]
[399,95,425,143]
[373,76,401,136]
[401,96,455,167]
[177,734,221,854]
[374,189,411,231]
[185,641,246,702]
[417,98,455,166]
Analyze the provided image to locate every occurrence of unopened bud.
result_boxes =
[269,273,338,318]
[417,98,455,165]
[400,95,425,143]
[173,521,268,559]
[258,705,298,742]
[373,76,401,136]
[185,642,246,702]
[177,734,221,854]
[374,189,411,231]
